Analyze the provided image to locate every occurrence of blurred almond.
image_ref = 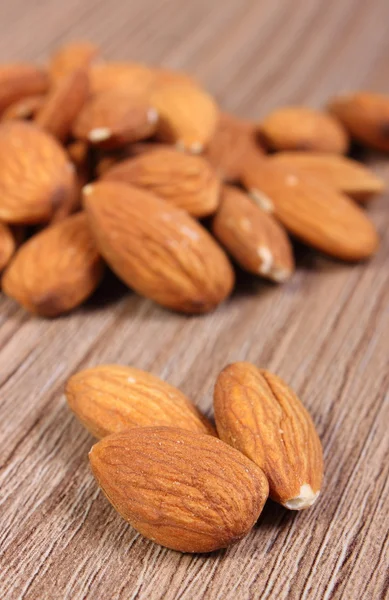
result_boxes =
[259,106,349,154]
[50,41,99,82]
[271,152,385,202]
[151,77,218,152]
[102,147,221,217]
[35,68,89,142]
[0,122,76,224]
[212,186,294,282]
[73,88,158,149]
[2,212,104,316]
[2,94,46,121]
[90,61,155,96]
[0,222,16,272]
[214,363,323,510]
[66,363,216,438]
[242,159,379,261]
[83,181,234,313]
[0,64,49,114]
[328,92,389,152]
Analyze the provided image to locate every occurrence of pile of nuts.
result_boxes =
[66,362,324,553]
[0,41,387,316]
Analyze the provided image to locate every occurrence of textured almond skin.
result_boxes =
[2,213,104,316]
[90,62,155,96]
[50,41,99,82]
[151,78,218,152]
[0,64,49,114]
[328,92,389,152]
[214,363,323,509]
[212,186,294,282]
[0,122,76,224]
[204,113,264,182]
[102,147,221,217]
[270,152,385,202]
[259,106,349,154]
[242,159,379,261]
[35,68,89,142]
[73,88,158,149]
[66,364,215,438]
[2,94,46,121]
[89,427,269,553]
[83,182,234,313]
[0,222,15,272]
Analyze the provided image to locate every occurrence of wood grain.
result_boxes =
[1,0,389,598]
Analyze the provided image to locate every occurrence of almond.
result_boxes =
[212,186,294,282]
[204,112,264,182]
[0,222,16,272]
[102,147,221,217]
[2,94,46,121]
[2,212,104,316]
[67,140,89,169]
[83,181,234,313]
[259,106,349,154]
[328,92,389,152]
[66,364,216,438]
[35,68,89,142]
[89,427,269,552]
[50,41,99,82]
[151,77,218,152]
[73,88,158,149]
[0,64,49,114]
[0,122,76,224]
[214,363,323,510]
[242,159,379,261]
[270,152,385,202]
[90,61,155,96]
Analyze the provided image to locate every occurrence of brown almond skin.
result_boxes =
[151,78,218,152]
[214,363,323,509]
[328,92,389,152]
[73,88,158,149]
[259,106,349,154]
[2,213,104,317]
[0,222,16,272]
[90,61,156,96]
[50,41,99,82]
[242,159,379,261]
[0,122,76,224]
[66,364,215,438]
[102,147,221,217]
[83,181,234,313]
[0,64,49,114]
[270,152,385,202]
[2,94,46,121]
[35,68,89,142]
[89,427,269,553]
[212,186,294,282]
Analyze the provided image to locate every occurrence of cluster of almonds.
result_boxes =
[0,41,387,316]
[65,362,323,553]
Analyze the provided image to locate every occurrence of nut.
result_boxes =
[50,41,99,82]
[2,94,46,121]
[0,64,49,114]
[66,363,216,438]
[89,426,269,552]
[0,222,16,272]
[213,362,323,509]
[90,61,155,96]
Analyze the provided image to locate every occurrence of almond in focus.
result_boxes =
[214,362,323,510]
[89,427,269,552]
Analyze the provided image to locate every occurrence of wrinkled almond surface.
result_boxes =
[50,41,99,82]
[0,222,15,272]
[259,106,349,154]
[0,122,76,224]
[212,186,294,282]
[242,159,379,261]
[66,364,215,438]
[270,152,385,202]
[2,212,104,316]
[0,64,49,114]
[83,181,234,313]
[89,426,269,552]
[102,147,221,217]
[214,362,323,509]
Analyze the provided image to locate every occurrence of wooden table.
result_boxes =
[1,1,388,598]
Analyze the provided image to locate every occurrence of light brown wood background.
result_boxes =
[1,0,389,598]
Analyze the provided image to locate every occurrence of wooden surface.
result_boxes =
[1,1,389,598]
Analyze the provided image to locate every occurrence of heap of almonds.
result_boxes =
[0,41,387,316]
[65,362,323,553]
